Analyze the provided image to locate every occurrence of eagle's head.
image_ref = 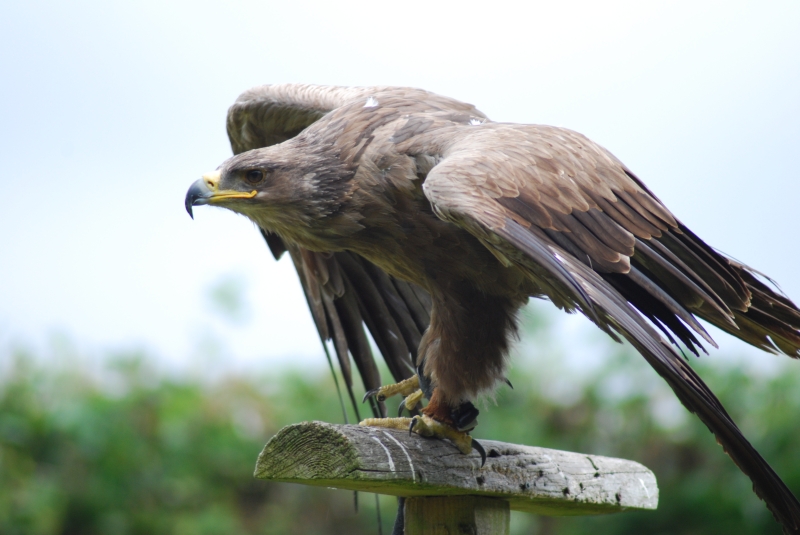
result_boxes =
[185,142,357,244]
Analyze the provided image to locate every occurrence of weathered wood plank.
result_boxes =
[254,421,658,515]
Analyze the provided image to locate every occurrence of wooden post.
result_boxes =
[404,496,509,535]
[254,421,658,533]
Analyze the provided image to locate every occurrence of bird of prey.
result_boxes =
[186,84,800,533]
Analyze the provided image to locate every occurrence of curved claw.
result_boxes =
[408,418,417,435]
[503,377,513,389]
[362,388,381,403]
[471,438,487,467]
[398,400,407,417]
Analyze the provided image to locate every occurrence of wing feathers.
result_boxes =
[625,264,717,348]
[360,260,425,361]
[320,292,356,394]
[497,195,555,229]
[603,272,706,353]
[335,253,416,382]
[586,188,661,238]
[283,243,425,419]
[666,226,750,308]
[472,216,800,533]
[391,279,432,332]
[551,211,627,267]
[426,123,800,361]
[328,283,384,415]
[632,238,735,326]
[614,189,674,230]
[646,234,724,305]
[260,229,289,260]
[722,265,800,356]
[619,177,678,227]
[496,221,596,317]
[572,208,635,255]
[227,84,379,152]
[603,190,666,237]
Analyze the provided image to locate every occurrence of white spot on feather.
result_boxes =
[364,96,379,108]
[469,117,484,126]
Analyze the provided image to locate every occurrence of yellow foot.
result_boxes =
[359,415,486,466]
[363,375,420,403]
[398,388,425,416]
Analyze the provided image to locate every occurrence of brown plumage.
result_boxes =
[186,84,800,534]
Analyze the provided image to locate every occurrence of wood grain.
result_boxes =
[254,421,658,516]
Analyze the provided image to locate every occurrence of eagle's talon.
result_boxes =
[472,438,487,467]
[398,389,425,416]
[362,375,421,405]
[361,414,478,459]
[362,388,381,403]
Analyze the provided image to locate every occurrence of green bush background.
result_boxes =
[2,304,799,535]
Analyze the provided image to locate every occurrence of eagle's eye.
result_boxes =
[244,169,264,184]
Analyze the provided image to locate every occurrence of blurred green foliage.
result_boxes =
[2,305,800,534]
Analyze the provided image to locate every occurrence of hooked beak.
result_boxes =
[184,175,213,219]
[184,170,257,219]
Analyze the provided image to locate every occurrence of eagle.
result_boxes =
[186,84,800,533]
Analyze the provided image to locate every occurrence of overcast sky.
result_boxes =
[1,0,798,373]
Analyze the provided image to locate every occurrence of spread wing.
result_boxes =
[420,124,800,533]
[227,84,485,419]
[420,124,800,358]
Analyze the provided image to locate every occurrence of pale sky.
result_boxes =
[1,0,798,373]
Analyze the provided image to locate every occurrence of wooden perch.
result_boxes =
[255,421,658,528]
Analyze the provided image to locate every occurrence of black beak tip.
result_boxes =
[185,181,206,219]
[184,189,195,219]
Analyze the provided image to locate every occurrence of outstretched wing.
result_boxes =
[419,125,800,533]
[227,84,485,418]
[227,83,484,154]
[228,84,384,153]
[417,124,800,358]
